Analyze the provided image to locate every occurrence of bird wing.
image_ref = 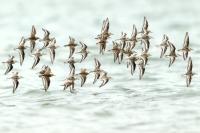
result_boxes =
[42,29,50,39]
[31,25,36,37]
[19,49,25,66]
[49,48,55,64]
[99,78,109,87]
[131,24,137,38]
[186,75,192,87]
[94,58,101,69]
[130,60,136,75]
[139,65,145,80]
[80,52,88,63]
[19,37,25,46]
[93,72,100,84]
[80,75,87,87]
[169,42,176,54]
[187,57,193,72]
[30,40,36,53]
[5,64,13,75]
[143,17,148,30]
[80,42,87,50]
[69,36,75,44]
[183,32,189,48]
[69,47,75,58]
[12,79,19,93]
[169,57,176,67]
[43,76,50,91]
[104,18,109,32]
[32,56,40,69]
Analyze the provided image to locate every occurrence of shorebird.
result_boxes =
[128,24,138,49]
[64,57,76,75]
[76,42,89,63]
[99,71,111,87]
[108,41,121,64]
[184,57,195,87]
[90,58,103,84]
[47,38,59,64]
[14,37,27,66]
[26,25,40,52]
[137,59,145,80]
[178,32,192,60]
[31,49,43,69]
[38,65,49,89]
[62,75,77,93]
[64,36,78,58]
[40,28,52,48]
[165,41,178,67]
[96,18,112,54]
[76,68,89,87]
[8,72,22,93]
[159,34,169,58]
[97,17,112,39]
[39,66,54,91]
[2,55,16,75]
[126,53,138,75]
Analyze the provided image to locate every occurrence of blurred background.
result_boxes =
[0,0,200,133]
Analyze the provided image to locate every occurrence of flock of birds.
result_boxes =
[1,17,195,93]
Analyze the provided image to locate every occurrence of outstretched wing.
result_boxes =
[187,57,193,72]
[32,56,40,69]
[94,58,101,69]
[19,49,25,66]
[5,64,13,75]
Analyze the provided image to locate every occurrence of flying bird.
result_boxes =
[15,37,26,66]
[90,58,103,84]
[96,18,112,54]
[99,71,111,87]
[165,41,178,67]
[31,49,43,69]
[47,38,59,64]
[40,28,52,48]
[184,57,195,87]
[76,68,90,87]
[2,55,16,75]
[159,34,169,58]
[64,36,78,58]
[8,72,22,93]
[76,42,89,63]
[108,42,121,64]
[137,59,145,80]
[26,25,40,52]
[39,66,54,91]
[178,32,192,60]
[62,74,77,93]
[64,57,76,75]
[98,17,112,39]
[126,53,138,75]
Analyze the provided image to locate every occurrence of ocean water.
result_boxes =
[0,0,200,133]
